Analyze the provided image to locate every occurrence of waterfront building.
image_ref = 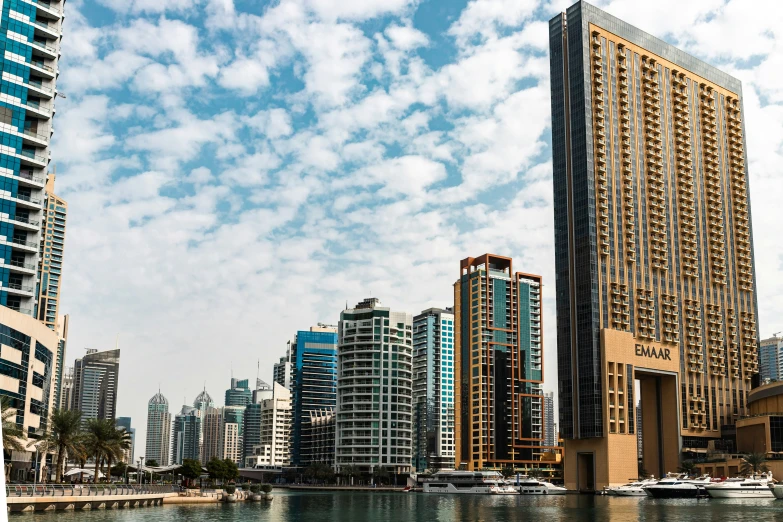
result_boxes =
[454,255,545,472]
[35,176,67,329]
[0,0,63,318]
[244,381,291,468]
[201,406,222,465]
[289,325,338,467]
[549,1,759,489]
[221,405,244,465]
[544,392,556,448]
[759,336,783,382]
[301,409,335,466]
[412,307,455,472]
[116,417,134,464]
[225,377,251,407]
[172,405,201,465]
[273,349,293,389]
[52,314,67,411]
[193,388,214,462]
[145,391,171,466]
[335,298,413,475]
[0,307,60,478]
[58,365,72,411]
[71,348,120,425]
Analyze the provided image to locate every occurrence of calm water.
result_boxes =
[12,491,783,521]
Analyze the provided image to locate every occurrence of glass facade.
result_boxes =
[225,378,251,407]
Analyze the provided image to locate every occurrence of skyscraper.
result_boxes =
[52,314,68,411]
[201,406,222,465]
[71,348,120,425]
[0,0,63,318]
[116,417,135,464]
[243,380,273,464]
[544,392,556,448]
[289,325,338,467]
[273,349,292,389]
[550,1,759,489]
[193,388,214,463]
[221,406,244,465]
[36,175,67,328]
[454,255,545,471]
[758,336,783,382]
[145,391,171,466]
[412,307,455,472]
[225,378,251,407]
[59,365,73,411]
[301,409,336,466]
[172,405,201,465]
[335,298,413,475]
[243,382,291,468]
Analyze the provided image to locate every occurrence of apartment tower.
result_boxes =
[71,348,120,424]
[549,1,759,489]
[36,175,67,328]
[145,391,171,466]
[454,255,545,471]
[758,336,783,382]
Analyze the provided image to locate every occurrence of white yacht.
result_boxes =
[490,484,520,495]
[423,471,506,494]
[514,477,567,495]
[644,475,712,498]
[604,478,656,497]
[768,483,783,499]
[705,472,774,499]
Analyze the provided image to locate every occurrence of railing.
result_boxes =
[13,194,42,205]
[30,20,60,34]
[23,128,50,143]
[6,484,176,497]
[6,305,32,314]
[20,149,48,162]
[27,80,53,94]
[30,60,55,73]
[5,282,34,292]
[24,0,62,14]
[30,38,58,54]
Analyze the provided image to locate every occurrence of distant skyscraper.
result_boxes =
[116,417,135,464]
[145,391,171,466]
[454,255,545,471]
[412,307,455,472]
[335,298,413,475]
[52,314,68,411]
[273,349,292,389]
[201,407,222,465]
[221,406,244,465]
[226,378,251,407]
[550,1,759,489]
[193,388,214,462]
[244,382,291,468]
[243,381,274,464]
[172,405,201,465]
[59,365,73,411]
[36,175,67,329]
[759,336,783,382]
[544,392,556,448]
[71,348,120,425]
[289,325,338,467]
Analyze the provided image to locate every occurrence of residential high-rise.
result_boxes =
[412,307,455,472]
[550,1,759,489]
[225,378,251,407]
[301,409,336,466]
[244,382,291,468]
[172,405,201,465]
[201,407,222,465]
[145,391,171,466]
[243,380,273,464]
[544,392,556,448]
[454,255,545,471]
[335,298,413,475]
[59,365,73,411]
[52,314,68,411]
[116,417,135,464]
[193,388,214,462]
[71,348,120,425]
[289,325,338,467]
[221,406,244,465]
[36,175,67,328]
[273,349,292,389]
[758,336,783,382]
[0,0,63,318]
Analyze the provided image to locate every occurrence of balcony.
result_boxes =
[0,258,36,275]
[9,193,42,210]
[23,0,63,18]
[28,59,56,79]
[31,19,61,39]
[3,282,35,296]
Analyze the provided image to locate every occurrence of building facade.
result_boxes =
[225,378,251,407]
[544,392,556,448]
[70,348,120,425]
[52,313,67,411]
[58,364,72,411]
[412,307,455,472]
[549,1,759,489]
[244,382,291,468]
[454,255,545,471]
[301,409,335,466]
[116,416,134,464]
[0,0,63,317]
[172,405,201,465]
[335,298,413,475]
[201,406,222,465]
[289,325,338,467]
[145,391,171,466]
[221,405,244,465]
[759,336,783,382]
[273,349,292,389]
[35,175,66,328]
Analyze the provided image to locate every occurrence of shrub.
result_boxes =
[225,485,236,494]
[249,484,260,494]
[261,484,273,494]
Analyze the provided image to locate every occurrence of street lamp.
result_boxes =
[32,446,39,492]
[139,457,144,486]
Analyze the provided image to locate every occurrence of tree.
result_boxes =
[501,466,515,479]
[84,419,125,482]
[740,453,769,476]
[305,463,335,484]
[1,396,26,453]
[33,409,83,483]
[678,460,696,476]
[372,466,390,485]
[112,461,127,478]
[223,459,238,483]
[180,459,202,488]
[145,459,159,467]
[108,427,133,481]
[207,457,227,483]
[340,464,360,484]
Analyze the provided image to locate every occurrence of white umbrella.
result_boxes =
[64,468,104,478]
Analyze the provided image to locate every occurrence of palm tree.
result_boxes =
[85,419,123,482]
[740,452,769,476]
[678,460,697,477]
[32,409,83,483]
[106,427,132,482]
[1,396,26,452]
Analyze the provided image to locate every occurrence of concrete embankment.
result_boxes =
[7,493,177,513]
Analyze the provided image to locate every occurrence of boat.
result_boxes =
[490,484,520,495]
[644,475,712,499]
[769,483,783,499]
[705,472,774,499]
[422,471,507,494]
[604,478,657,497]
[514,477,568,495]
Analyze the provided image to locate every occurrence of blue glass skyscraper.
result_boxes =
[289,325,337,467]
[0,0,62,315]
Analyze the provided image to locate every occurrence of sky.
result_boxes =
[54,0,783,447]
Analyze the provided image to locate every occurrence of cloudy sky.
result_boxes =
[55,0,783,444]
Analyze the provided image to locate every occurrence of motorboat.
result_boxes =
[514,477,567,495]
[604,478,657,497]
[705,472,774,499]
[769,483,783,499]
[490,484,520,495]
[644,475,712,499]
[422,471,506,494]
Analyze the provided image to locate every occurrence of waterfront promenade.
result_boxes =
[5,484,175,513]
